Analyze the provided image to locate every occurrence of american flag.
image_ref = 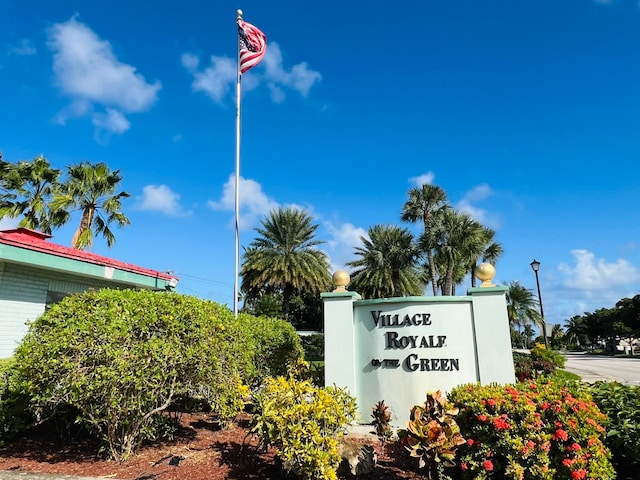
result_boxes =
[237,19,266,74]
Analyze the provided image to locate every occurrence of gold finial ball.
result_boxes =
[237,9,243,17]
[332,270,350,292]
[476,263,496,287]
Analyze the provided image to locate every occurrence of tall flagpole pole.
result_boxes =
[234,8,243,318]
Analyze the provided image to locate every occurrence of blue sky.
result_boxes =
[1,0,639,328]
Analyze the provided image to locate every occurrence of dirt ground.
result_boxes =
[0,412,425,480]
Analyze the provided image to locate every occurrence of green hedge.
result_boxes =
[589,381,640,477]
[6,289,302,460]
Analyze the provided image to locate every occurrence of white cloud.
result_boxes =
[47,17,161,136]
[182,53,236,103]
[182,40,321,104]
[262,42,321,101]
[558,249,640,290]
[324,221,367,273]
[92,109,130,135]
[408,172,435,187]
[456,183,495,225]
[136,185,191,217]
[208,174,279,230]
[8,39,36,56]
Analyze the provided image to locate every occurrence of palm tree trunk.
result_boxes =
[282,283,293,322]
[427,250,438,296]
[72,207,94,249]
[470,263,477,288]
[392,268,400,297]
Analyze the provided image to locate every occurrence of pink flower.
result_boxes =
[467,438,475,446]
[563,458,574,467]
[477,414,488,422]
[461,462,468,470]
[487,398,497,407]
[484,460,494,472]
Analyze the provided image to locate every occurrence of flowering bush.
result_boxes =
[530,343,566,368]
[250,364,357,480]
[448,379,614,479]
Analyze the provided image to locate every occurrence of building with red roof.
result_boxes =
[0,228,179,358]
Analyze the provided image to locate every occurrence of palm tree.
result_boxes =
[51,162,130,249]
[428,210,486,296]
[550,324,565,349]
[505,281,543,338]
[468,226,504,288]
[240,207,331,322]
[401,184,449,295]
[347,224,424,299]
[0,156,66,233]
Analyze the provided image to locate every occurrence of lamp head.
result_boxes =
[530,259,541,272]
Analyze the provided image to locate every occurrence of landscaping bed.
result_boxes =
[0,412,424,480]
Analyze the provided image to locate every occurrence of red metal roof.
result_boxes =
[0,228,175,281]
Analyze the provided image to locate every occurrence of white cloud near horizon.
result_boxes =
[558,249,640,290]
[47,17,161,138]
[183,41,321,104]
[8,39,36,56]
[136,185,191,217]
[208,175,364,274]
[208,174,279,230]
[324,221,367,273]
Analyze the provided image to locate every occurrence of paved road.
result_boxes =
[563,353,640,385]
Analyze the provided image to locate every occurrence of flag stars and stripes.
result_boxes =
[237,19,266,74]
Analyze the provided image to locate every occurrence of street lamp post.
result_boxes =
[530,259,549,348]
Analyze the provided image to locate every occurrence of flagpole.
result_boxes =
[234,8,243,318]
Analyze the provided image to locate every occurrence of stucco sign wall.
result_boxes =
[322,278,515,426]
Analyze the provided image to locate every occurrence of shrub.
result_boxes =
[238,312,304,382]
[300,333,324,362]
[251,364,357,480]
[397,390,466,479]
[589,381,640,476]
[448,379,615,480]
[513,352,556,381]
[530,343,566,369]
[0,359,32,445]
[11,290,285,460]
[371,400,393,448]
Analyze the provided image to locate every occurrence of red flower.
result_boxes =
[571,469,587,480]
[467,438,475,446]
[461,462,468,470]
[493,417,510,430]
[487,398,497,407]
[477,414,488,422]
[484,460,494,472]
[563,458,574,467]
[553,429,569,442]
